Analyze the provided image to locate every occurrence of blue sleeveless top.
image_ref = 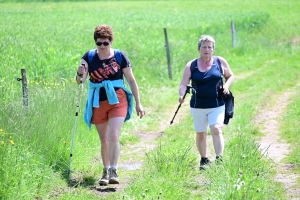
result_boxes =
[190,57,225,108]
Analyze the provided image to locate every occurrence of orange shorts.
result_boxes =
[92,89,128,124]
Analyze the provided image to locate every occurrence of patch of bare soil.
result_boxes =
[254,90,300,200]
[66,132,165,198]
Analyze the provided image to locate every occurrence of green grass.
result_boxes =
[281,86,300,172]
[0,0,300,199]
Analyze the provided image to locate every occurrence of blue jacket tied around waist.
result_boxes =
[84,79,133,129]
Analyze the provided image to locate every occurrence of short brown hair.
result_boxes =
[94,24,113,41]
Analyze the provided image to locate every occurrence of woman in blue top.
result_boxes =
[179,35,234,170]
[76,24,146,185]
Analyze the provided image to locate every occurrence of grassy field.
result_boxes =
[0,1,300,199]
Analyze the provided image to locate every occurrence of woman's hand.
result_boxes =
[222,85,230,94]
[136,103,146,119]
[179,96,185,104]
[77,63,87,76]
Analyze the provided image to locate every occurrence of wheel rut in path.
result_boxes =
[254,86,300,200]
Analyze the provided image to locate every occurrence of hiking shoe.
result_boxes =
[199,157,211,170]
[98,168,109,186]
[109,168,119,184]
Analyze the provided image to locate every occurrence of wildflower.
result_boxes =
[233,184,241,190]
[0,128,3,132]
[10,140,15,145]
[64,141,67,145]
[256,188,261,192]
[240,181,245,186]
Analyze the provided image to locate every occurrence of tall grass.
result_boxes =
[0,0,300,199]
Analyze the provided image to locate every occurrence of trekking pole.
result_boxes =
[170,85,192,125]
[68,68,84,174]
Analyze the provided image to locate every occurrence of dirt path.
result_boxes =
[69,85,299,199]
[254,88,300,200]
[85,102,191,196]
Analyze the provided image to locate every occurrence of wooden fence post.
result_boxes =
[20,69,28,109]
[231,21,236,48]
[164,28,172,80]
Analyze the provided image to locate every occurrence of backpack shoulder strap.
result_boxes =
[190,58,198,87]
[88,49,97,63]
[87,49,123,65]
[213,56,224,88]
[190,58,198,74]
[213,56,223,75]
[113,49,123,64]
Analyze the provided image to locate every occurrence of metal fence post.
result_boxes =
[164,28,172,80]
[231,21,236,48]
[21,69,28,109]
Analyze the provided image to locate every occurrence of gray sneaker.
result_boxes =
[99,168,109,186]
[109,168,119,184]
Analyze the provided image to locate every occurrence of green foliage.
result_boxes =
[0,130,65,199]
[235,12,270,33]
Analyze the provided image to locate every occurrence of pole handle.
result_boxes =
[170,85,192,124]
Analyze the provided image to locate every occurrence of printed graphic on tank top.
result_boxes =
[82,51,131,101]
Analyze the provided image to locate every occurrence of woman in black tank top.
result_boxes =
[178,35,234,170]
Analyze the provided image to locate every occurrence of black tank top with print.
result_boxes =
[82,50,131,101]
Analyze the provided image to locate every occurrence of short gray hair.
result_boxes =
[198,35,215,49]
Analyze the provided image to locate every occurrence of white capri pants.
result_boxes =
[190,105,225,132]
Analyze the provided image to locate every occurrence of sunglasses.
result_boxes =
[95,41,110,46]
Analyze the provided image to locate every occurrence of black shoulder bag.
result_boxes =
[215,57,234,125]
